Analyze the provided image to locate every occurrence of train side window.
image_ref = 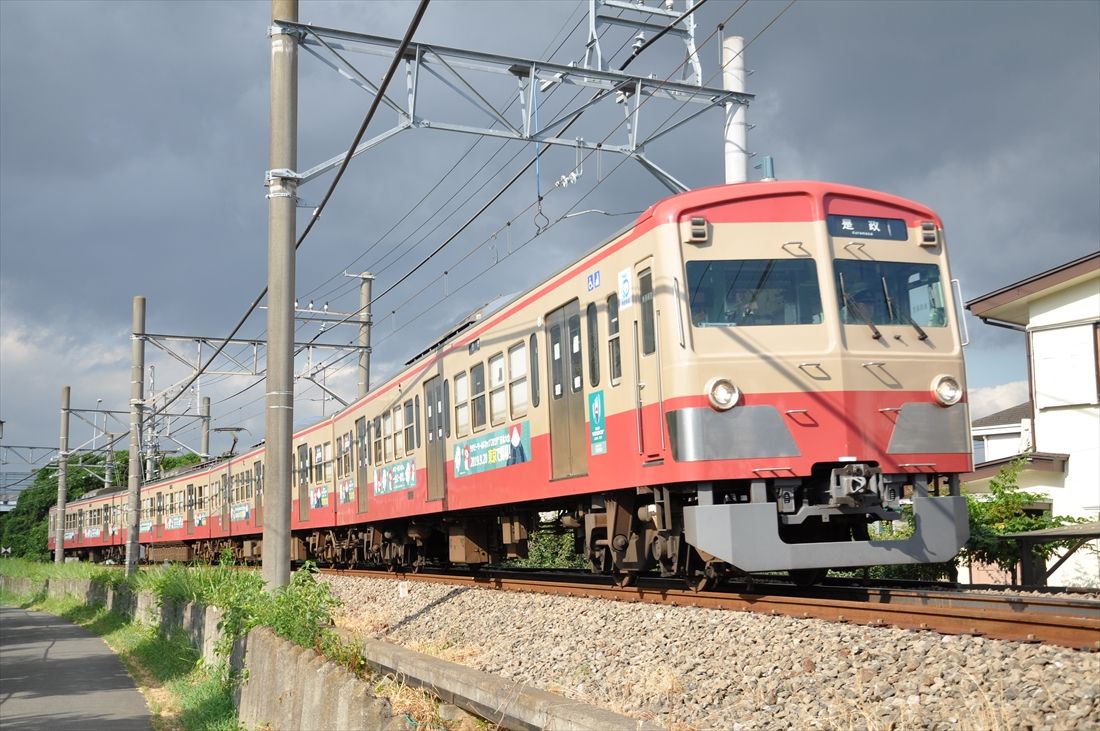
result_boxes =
[549,322,564,399]
[255,461,263,497]
[586,302,600,387]
[414,396,421,449]
[323,441,333,482]
[313,445,323,482]
[356,417,367,468]
[607,294,621,385]
[509,341,528,418]
[343,431,353,474]
[393,406,405,456]
[383,411,393,462]
[639,268,656,355]
[373,416,382,464]
[489,352,506,425]
[530,334,540,407]
[567,312,583,392]
[454,372,470,437]
[404,400,415,453]
[471,362,487,430]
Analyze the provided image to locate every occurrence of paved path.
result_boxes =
[0,605,151,731]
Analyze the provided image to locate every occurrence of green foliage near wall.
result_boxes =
[958,458,1085,574]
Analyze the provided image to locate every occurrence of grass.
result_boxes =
[0,587,239,731]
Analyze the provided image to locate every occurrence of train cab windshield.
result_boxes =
[835,260,947,329]
[686,259,823,327]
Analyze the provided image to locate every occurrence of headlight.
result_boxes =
[706,377,740,411]
[931,374,962,407]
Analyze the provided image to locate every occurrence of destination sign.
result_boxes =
[827,214,908,241]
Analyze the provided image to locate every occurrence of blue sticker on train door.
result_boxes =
[589,391,607,455]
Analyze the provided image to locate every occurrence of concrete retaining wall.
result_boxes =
[237,627,406,731]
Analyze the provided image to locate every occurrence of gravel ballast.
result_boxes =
[325,575,1100,730]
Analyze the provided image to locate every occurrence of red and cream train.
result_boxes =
[50,180,971,583]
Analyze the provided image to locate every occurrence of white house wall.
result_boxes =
[1028,279,1100,587]
[1028,278,1100,328]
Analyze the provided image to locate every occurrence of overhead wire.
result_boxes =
[189,0,782,437]
[299,1,590,304]
[152,0,431,421]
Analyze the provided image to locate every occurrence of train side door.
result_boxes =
[186,484,195,535]
[633,260,663,461]
[424,375,448,502]
[355,417,369,513]
[546,300,589,479]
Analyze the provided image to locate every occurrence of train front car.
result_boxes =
[655,181,970,580]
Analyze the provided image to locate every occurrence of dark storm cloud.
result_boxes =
[1,0,1097,450]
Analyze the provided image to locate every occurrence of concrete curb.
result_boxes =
[352,632,660,731]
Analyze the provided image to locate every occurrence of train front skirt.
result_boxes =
[683,496,969,572]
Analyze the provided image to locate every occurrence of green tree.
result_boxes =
[0,451,124,560]
[959,457,1082,574]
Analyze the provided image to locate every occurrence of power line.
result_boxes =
[154,0,431,419]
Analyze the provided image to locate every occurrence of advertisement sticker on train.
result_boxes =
[63,531,75,541]
[618,268,632,308]
[338,478,356,505]
[194,511,207,527]
[139,521,153,533]
[588,391,607,455]
[374,459,417,496]
[231,503,251,521]
[586,271,601,292]
[453,422,530,478]
[85,527,102,538]
[166,515,184,530]
[310,487,329,509]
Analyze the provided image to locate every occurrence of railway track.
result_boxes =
[322,567,1100,651]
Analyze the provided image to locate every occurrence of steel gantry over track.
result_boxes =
[273,20,752,194]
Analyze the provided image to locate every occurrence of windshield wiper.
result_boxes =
[881,276,928,340]
[840,273,882,339]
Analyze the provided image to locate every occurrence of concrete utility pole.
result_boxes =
[356,272,374,398]
[722,35,748,184]
[104,436,114,490]
[200,397,211,459]
[263,0,299,589]
[54,386,70,564]
[125,296,146,576]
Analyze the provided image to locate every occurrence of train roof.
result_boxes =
[637,179,941,227]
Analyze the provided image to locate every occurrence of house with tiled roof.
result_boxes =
[965,252,1099,587]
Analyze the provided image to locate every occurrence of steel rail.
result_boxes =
[323,568,1100,651]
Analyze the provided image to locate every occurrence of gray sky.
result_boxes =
[2,0,1098,458]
